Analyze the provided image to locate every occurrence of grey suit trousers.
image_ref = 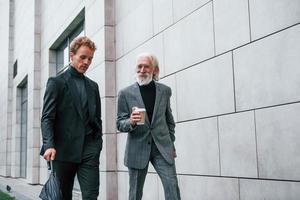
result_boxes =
[128,140,181,200]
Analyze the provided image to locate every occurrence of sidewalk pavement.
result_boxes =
[0,176,42,200]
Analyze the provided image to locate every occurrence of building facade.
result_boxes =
[1,0,300,199]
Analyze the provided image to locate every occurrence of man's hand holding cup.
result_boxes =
[130,107,146,126]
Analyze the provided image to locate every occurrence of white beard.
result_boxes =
[136,73,153,86]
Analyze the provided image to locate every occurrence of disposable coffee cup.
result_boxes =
[136,108,146,125]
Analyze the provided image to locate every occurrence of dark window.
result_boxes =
[18,78,28,178]
[56,23,85,74]
[50,9,85,75]
[13,60,17,78]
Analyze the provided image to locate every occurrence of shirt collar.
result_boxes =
[69,65,84,78]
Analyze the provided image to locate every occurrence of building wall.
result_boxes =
[115,0,300,199]
[0,0,300,199]
[38,0,117,199]
[0,0,11,177]
[2,0,41,184]
[0,0,117,199]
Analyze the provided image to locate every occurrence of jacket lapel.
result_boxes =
[151,82,162,125]
[85,79,95,119]
[63,70,84,120]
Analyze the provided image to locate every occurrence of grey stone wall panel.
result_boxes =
[249,0,300,40]
[214,0,250,54]
[176,53,234,121]
[240,179,300,200]
[164,2,214,75]
[255,103,300,180]
[153,0,173,34]
[234,25,300,111]
[179,176,239,200]
[218,111,258,178]
[176,118,220,175]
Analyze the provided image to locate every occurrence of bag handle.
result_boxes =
[47,160,53,171]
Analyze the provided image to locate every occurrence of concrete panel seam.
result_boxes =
[160,22,300,81]
[217,116,222,176]
[238,178,241,200]
[231,51,237,113]
[248,22,300,47]
[247,0,252,41]
[175,100,300,124]
[253,109,260,178]
[212,0,217,56]
[173,0,212,24]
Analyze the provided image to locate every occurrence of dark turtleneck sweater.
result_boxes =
[139,80,156,124]
[69,66,93,135]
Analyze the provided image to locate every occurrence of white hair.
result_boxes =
[135,52,160,81]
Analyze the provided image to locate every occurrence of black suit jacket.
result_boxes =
[40,67,102,163]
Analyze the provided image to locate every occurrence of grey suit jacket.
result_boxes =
[116,82,176,169]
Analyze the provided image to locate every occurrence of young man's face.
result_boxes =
[135,57,155,85]
[70,45,95,74]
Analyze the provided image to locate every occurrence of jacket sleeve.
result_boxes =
[165,88,176,143]
[41,78,58,151]
[94,83,102,136]
[116,90,135,132]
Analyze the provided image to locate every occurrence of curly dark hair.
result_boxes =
[70,36,96,54]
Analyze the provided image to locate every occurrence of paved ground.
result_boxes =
[0,176,83,200]
[0,176,42,200]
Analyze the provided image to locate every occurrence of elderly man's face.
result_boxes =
[135,57,154,85]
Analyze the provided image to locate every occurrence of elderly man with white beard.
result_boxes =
[116,53,181,200]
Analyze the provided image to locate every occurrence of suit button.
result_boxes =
[148,141,151,145]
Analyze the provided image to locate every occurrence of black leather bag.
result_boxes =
[39,161,63,200]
